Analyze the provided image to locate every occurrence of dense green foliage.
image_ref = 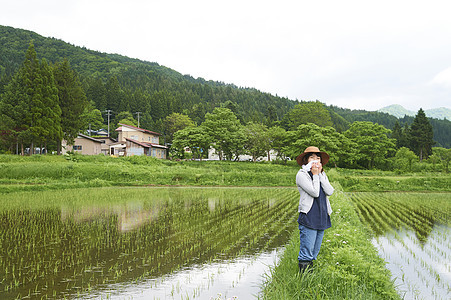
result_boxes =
[53,58,88,148]
[344,121,395,169]
[329,105,451,149]
[281,101,333,130]
[1,25,450,155]
[0,42,63,154]
[0,25,295,132]
[173,116,449,170]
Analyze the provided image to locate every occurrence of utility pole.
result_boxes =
[135,112,142,128]
[103,110,113,137]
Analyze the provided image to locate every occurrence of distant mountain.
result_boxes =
[378,104,451,120]
[427,107,451,120]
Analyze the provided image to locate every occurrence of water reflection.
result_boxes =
[350,192,451,300]
[372,225,450,300]
[0,187,297,299]
[91,248,284,300]
[350,192,449,244]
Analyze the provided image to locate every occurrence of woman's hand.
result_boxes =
[317,162,323,173]
[311,161,322,175]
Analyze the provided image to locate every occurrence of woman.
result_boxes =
[295,146,334,273]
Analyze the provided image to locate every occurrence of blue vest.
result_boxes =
[297,171,331,230]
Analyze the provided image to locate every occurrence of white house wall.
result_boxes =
[127,147,145,156]
[207,148,279,161]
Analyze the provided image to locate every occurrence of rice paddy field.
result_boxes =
[0,187,299,299]
[0,155,450,299]
[350,192,451,300]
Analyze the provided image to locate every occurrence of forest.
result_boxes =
[0,25,450,170]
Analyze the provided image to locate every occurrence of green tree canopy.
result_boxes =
[283,123,355,167]
[34,58,62,150]
[394,147,418,172]
[344,121,396,169]
[221,100,244,124]
[172,125,211,160]
[430,147,451,172]
[391,121,409,149]
[113,111,137,135]
[81,102,104,132]
[0,42,61,154]
[267,126,287,161]
[85,76,107,111]
[282,101,333,130]
[243,122,269,162]
[163,112,195,143]
[202,107,244,160]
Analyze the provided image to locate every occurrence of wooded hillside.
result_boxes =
[0,25,295,128]
[0,25,450,148]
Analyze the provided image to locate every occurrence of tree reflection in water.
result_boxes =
[0,187,298,299]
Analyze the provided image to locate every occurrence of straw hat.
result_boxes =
[296,146,330,166]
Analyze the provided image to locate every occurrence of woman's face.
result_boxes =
[308,153,321,163]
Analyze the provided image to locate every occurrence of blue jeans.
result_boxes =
[298,224,325,261]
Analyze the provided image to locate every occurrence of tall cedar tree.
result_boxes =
[0,60,30,153]
[53,59,88,151]
[35,58,62,152]
[16,41,41,153]
[410,108,434,161]
[0,42,61,154]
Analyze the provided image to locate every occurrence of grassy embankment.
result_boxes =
[1,154,449,299]
[0,154,296,193]
[261,183,401,299]
[1,154,449,193]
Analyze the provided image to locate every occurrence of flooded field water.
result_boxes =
[350,192,451,300]
[0,187,298,299]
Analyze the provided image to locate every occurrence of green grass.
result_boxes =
[260,183,401,300]
[327,168,451,192]
[0,154,299,193]
[1,154,449,194]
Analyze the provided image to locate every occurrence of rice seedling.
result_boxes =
[0,186,298,299]
[350,191,451,300]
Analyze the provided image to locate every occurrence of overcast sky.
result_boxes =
[2,0,451,111]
